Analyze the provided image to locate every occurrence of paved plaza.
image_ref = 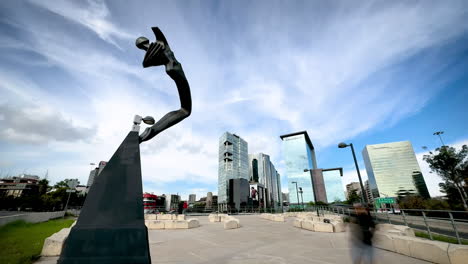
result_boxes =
[37,215,429,264]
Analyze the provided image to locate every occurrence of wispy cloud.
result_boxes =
[28,0,132,48]
[0,0,467,197]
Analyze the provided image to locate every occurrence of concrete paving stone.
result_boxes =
[448,244,468,264]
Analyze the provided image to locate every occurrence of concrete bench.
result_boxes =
[375,223,414,237]
[293,218,303,228]
[208,213,228,222]
[292,216,344,233]
[41,228,71,256]
[301,220,314,231]
[224,217,240,229]
[372,226,468,264]
[260,213,285,222]
[448,244,468,264]
[145,218,199,230]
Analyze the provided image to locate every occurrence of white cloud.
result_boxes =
[0,0,467,198]
[28,0,132,48]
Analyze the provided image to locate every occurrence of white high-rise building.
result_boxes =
[218,132,249,210]
[86,161,107,192]
[188,194,196,204]
[362,141,430,199]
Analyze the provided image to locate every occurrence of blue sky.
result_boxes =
[0,0,467,200]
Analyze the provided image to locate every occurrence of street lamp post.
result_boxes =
[299,187,304,210]
[291,181,299,210]
[433,131,446,147]
[338,142,367,204]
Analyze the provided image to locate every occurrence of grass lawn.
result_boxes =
[0,218,74,264]
[415,230,468,245]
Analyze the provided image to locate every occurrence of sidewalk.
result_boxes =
[36,215,429,263]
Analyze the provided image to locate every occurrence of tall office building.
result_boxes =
[248,153,282,209]
[188,194,196,204]
[364,180,374,203]
[322,168,345,203]
[280,131,318,205]
[86,161,107,192]
[346,182,362,199]
[205,192,213,209]
[218,132,249,210]
[362,141,430,199]
[165,194,180,211]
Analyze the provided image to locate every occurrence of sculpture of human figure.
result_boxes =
[135,27,192,143]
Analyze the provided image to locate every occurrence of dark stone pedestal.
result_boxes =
[58,131,151,264]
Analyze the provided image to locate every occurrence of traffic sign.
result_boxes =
[67,179,79,189]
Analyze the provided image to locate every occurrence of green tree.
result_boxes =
[38,179,49,195]
[423,145,468,210]
[399,195,425,209]
[54,179,77,189]
[346,189,361,204]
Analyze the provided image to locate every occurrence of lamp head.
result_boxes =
[338,142,349,148]
[142,116,155,125]
[304,169,309,172]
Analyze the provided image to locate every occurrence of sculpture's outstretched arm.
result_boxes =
[136,27,192,143]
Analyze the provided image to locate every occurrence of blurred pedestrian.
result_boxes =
[350,203,375,264]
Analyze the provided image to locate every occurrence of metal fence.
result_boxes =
[299,205,468,245]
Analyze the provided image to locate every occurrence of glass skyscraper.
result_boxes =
[323,169,346,203]
[362,141,430,199]
[280,131,318,205]
[218,132,249,208]
[248,153,282,209]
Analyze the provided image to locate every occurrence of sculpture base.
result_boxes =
[57,226,150,264]
[57,131,150,264]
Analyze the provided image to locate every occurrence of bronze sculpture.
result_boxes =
[136,27,192,143]
[57,27,190,264]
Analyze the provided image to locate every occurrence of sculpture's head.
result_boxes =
[135,27,171,68]
[135,37,149,51]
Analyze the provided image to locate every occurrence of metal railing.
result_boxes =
[298,205,468,245]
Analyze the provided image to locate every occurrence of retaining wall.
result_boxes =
[373,224,468,264]
[0,211,65,226]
